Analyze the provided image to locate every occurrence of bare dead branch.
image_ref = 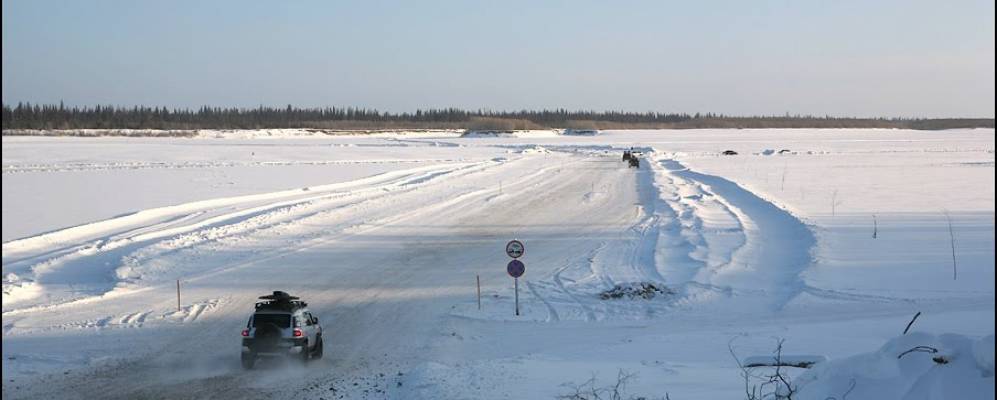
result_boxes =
[729,335,760,400]
[897,346,939,359]
[730,336,802,399]
[944,210,957,280]
[903,311,921,335]
[770,339,797,399]
[823,378,857,400]
[556,369,644,400]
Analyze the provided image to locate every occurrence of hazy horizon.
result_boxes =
[3,0,994,118]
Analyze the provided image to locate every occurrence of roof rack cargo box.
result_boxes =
[255,291,308,311]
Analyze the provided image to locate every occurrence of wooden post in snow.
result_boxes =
[873,214,878,239]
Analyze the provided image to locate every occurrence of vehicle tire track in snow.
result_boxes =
[2,158,467,174]
[800,285,916,304]
[629,214,667,284]
[3,162,478,259]
[493,157,673,322]
[3,155,552,319]
[641,159,750,291]
[658,159,817,309]
[525,280,559,322]
[117,311,149,326]
[550,244,605,322]
[3,161,503,311]
[478,153,809,320]
[524,243,610,323]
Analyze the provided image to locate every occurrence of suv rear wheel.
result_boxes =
[299,340,310,364]
[241,352,256,369]
[313,336,324,360]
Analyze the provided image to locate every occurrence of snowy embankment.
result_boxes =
[460,129,561,138]
[2,129,993,399]
[2,128,467,138]
[795,332,994,400]
[0,134,476,242]
[2,162,491,307]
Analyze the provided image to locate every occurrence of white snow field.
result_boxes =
[2,129,994,399]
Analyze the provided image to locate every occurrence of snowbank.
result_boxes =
[2,128,465,139]
[197,129,465,139]
[3,129,199,137]
[461,129,560,138]
[795,332,995,400]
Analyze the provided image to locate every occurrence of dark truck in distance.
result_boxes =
[240,291,324,369]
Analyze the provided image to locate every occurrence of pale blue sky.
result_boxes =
[2,0,994,117]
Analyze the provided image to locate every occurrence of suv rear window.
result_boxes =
[252,313,291,328]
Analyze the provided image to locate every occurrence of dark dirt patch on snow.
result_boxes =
[599,282,675,300]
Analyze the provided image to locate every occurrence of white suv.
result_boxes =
[240,291,324,369]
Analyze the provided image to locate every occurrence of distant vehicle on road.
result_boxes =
[240,291,323,369]
[722,150,739,156]
[623,147,644,163]
[563,129,600,136]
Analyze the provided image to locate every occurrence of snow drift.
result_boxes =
[795,333,995,400]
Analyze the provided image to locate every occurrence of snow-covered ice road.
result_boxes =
[5,151,662,398]
[2,132,993,399]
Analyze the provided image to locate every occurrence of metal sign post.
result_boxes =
[515,278,519,316]
[507,259,525,316]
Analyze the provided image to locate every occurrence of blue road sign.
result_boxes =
[507,260,525,278]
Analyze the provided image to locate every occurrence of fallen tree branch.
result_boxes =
[743,354,826,369]
[743,360,822,369]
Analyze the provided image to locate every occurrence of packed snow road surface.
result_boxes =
[2,129,994,399]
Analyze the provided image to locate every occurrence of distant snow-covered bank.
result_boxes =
[1,128,467,139]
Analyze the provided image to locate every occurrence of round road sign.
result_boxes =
[505,240,525,258]
[507,260,525,278]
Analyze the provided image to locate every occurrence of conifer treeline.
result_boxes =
[1,102,692,130]
[2,102,992,131]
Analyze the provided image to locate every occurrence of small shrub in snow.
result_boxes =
[599,282,674,300]
[729,337,801,400]
[557,369,666,400]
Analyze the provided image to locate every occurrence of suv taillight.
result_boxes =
[293,328,303,337]
[241,329,249,337]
